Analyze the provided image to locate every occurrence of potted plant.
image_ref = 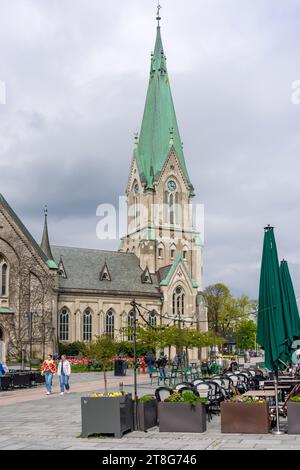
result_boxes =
[136,395,158,432]
[81,391,133,438]
[86,335,117,394]
[158,391,207,433]
[81,335,134,438]
[287,396,300,434]
[221,396,270,434]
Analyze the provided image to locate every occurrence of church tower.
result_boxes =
[121,8,204,321]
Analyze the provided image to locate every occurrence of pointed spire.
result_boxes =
[41,205,54,260]
[135,9,193,193]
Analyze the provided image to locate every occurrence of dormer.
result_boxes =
[141,266,152,284]
[99,260,111,282]
[58,257,67,279]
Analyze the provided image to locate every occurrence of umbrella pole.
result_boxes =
[272,371,285,435]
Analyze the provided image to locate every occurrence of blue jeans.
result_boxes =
[159,367,166,380]
[44,372,53,393]
[59,373,69,392]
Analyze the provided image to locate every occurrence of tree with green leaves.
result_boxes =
[234,320,257,351]
[86,335,118,394]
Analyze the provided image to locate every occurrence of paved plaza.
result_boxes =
[0,371,299,450]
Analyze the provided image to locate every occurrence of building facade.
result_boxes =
[0,15,206,362]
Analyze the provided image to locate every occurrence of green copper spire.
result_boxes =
[41,205,54,261]
[135,12,193,193]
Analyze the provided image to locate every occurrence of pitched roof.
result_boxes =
[51,245,161,296]
[0,194,48,264]
[135,24,192,191]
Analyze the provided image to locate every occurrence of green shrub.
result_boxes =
[58,341,87,356]
[138,395,156,402]
[164,391,182,402]
[164,390,206,405]
[181,391,207,406]
[290,396,300,403]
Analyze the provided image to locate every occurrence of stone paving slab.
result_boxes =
[1,371,300,450]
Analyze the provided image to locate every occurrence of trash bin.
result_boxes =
[114,359,126,376]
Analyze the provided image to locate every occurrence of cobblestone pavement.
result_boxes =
[0,371,299,450]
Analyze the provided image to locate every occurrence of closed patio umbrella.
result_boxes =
[279,260,300,346]
[257,226,300,433]
[257,226,290,372]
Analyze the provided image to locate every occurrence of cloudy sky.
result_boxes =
[1,0,300,298]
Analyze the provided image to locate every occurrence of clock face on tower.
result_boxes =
[167,180,177,192]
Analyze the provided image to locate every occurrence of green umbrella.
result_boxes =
[257,226,290,371]
[279,259,300,347]
[257,227,300,434]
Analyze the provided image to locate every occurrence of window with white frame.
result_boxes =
[105,309,115,338]
[149,311,157,328]
[59,307,69,341]
[83,308,92,341]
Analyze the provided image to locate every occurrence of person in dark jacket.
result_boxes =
[156,353,167,381]
[144,352,155,378]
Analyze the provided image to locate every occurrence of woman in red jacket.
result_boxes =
[41,354,56,395]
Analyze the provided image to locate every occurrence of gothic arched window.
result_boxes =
[127,310,134,341]
[132,181,140,230]
[105,309,115,338]
[149,311,157,328]
[164,179,181,225]
[170,244,176,260]
[0,256,8,297]
[172,286,185,320]
[59,307,69,341]
[83,308,92,341]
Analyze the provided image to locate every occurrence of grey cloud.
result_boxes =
[1,0,300,298]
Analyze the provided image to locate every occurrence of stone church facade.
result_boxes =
[0,17,207,362]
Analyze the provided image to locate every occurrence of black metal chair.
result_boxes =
[155,386,173,402]
[0,375,12,390]
[177,386,199,396]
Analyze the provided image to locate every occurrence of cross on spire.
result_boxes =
[156,2,162,27]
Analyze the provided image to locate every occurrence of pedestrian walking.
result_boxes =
[144,352,156,378]
[57,354,71,395]
[41,354,56,395]
[156,352,167,381]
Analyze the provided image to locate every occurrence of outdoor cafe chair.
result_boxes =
[205,381,226,415]
[193,378,205,387]
[155,386,173,402]
[174,382,195,392]
[177,386,200,396]
[225,373,239,387]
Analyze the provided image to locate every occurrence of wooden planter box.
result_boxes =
[136,400,158,432]
[158,402,207,433]
[81,394,133,438]
[221,402,270,434]
[287,402,300,434]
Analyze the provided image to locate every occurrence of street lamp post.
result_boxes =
[130,299,138,431]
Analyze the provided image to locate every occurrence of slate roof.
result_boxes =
[157,265,172,284]
[51,245,161,297]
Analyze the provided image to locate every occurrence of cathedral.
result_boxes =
[0,13,207,362]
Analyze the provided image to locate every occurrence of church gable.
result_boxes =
[160,254,197,292]
[155,147,193,196]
